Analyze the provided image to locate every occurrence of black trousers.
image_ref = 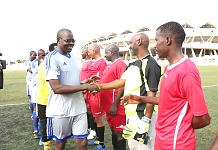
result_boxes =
[37,104,49,142]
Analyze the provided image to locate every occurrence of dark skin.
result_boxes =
[91,33,156,121]
[49,29,97,150]
[81,47,90,60]
[27,52,37,73]
[121,29,210,130]
[81,47,92,114]
[210,135,218,150]
[87,44,105,127]
[104,44,126,142]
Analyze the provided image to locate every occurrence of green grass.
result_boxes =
[0,66,218,150]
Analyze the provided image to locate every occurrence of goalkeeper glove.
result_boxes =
[136,116,151,134]
[122,124,152,145]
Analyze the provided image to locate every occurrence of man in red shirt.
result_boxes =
[87,44,107,150]
[99,44,127,150]
[80,47,97,140]
[121,21,211,150]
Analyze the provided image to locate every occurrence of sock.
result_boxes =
[97,126,105,147]
[43,140,51,150]
[87,112,90,129]
[112,134,118,150]
[89,113,97,131]
[32,111,39,131]
[117,139,126,150]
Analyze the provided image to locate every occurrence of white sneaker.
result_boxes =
[87,130,96,140]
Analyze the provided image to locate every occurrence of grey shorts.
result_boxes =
[47,113,88,142]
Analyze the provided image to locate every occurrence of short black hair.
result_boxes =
[49,43,57,51]
[30,51,36,55]
[156,21,186,46]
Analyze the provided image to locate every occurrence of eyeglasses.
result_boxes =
[59,37,76,43]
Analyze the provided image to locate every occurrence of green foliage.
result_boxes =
[16,59,22,63]
[0,66,218,150]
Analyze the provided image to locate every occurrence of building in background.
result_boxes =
[78,22,218,65]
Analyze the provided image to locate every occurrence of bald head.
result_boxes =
[81,47,89,60]
[105,44,119,62]
[105,44,119,53]
[57,29,72,38]
[89,44,100,51]
[133,33,149,48]
[82,47,88,53]
[88,44,101,59]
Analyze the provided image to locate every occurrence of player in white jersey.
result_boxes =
[25,51,37,113]
[30,49,46,139]
[45,28,98,150]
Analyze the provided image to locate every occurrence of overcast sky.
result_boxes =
[0,0,217,61]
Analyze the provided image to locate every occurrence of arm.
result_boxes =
[110,89,124,116]
[210,134,218,150]
[182,72,210,129]
[121,94,159,105]
[144,91,156,118]
[192,113,211,129]
[99,79,125,90]
[49,79,97,94]
[27,68,32,73]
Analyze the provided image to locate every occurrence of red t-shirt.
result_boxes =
[80,60,93,81]
[100,58,127,115]
[86,57,107,79]
[155,57,209,150]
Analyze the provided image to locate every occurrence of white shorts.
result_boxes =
[30,85,37,103]
[127,111,157,150]
[26,84,31,97]
[47,113,88,142]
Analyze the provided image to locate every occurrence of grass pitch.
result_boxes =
[0,66,218,150]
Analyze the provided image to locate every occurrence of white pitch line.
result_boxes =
[0,103,28,107]
[0,85,218,107]
[202,85,218,88]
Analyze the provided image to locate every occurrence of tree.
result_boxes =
[16,59,22,63]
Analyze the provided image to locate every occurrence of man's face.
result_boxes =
[81,49,87,59]
[129,36,138,55]
[155,29,168,58]
[87,47,95,59]
[30,52,37,61]
[58,31,75,54]
[38,51,46,60]
[104,48,113,61]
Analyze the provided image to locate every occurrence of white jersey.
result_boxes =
[25,60,32,85]
[30,59,38,103]
[30,59,38,88]
[45,50,86,117]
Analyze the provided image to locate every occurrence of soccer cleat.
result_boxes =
[87,130,96,140]
[43,141,51,150]
[88,137,100,146]
[33,130,40,139]
[39,138,43,146]
[96,144,106,150]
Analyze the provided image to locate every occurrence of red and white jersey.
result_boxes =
[155,56,209,150]
[80,60,93,81]
[100,58,127,115]
[87,57,107,79]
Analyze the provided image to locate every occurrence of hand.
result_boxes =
[110,104,117,116]
[85,84,98,93]
[120,94,141,105]
[136,116,151,134]
[90,75,100,82]
[83,75,101,84]
[122,124,152,145]
[84,83,100,95]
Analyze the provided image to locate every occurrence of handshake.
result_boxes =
[81,75,101,95]
[122,116,152,145]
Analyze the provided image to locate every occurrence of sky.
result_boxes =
[0,0,217,61]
